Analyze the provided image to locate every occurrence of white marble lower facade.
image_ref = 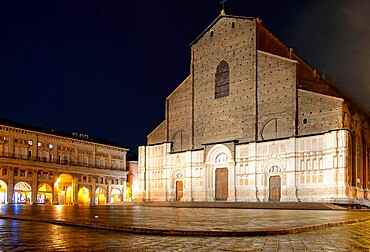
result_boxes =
[138,129,369,204]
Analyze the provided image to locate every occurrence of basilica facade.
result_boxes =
[0,119,128,205]
[138,13,370,206]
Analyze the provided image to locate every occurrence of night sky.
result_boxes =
[0,1,369,153]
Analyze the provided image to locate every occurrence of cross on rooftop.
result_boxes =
[220,0,226,11]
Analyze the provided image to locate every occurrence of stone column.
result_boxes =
[7,167,14,204]
[73,175,79,205]
[91,177,96,205]
[31,170,38,204]
[122,180,126,202]
[107,178,112,203]
[53,173,59,204]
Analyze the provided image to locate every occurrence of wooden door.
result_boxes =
[215,168,228,201]
[269,176,281,201]
[176,181,183,201]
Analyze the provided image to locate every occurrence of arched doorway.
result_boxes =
[56,174,74,205]
[95,187,106,205]
[175,181,183,201]
[269,175,281,201]
[78,187,90,205]
[37,183,53,204]
[0,180,7,204]
[206,146,232,202]
[14,182,32,204]
[215,168,228,201]
[110,188,121,203]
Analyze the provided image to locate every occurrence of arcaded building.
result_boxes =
[0,119,128,205]
[138,12,370,206]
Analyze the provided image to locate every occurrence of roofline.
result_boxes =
[166,75,191,100]
[190,14,256,46]
[0,118,129,150]
[257,22,370,120]
[146,120,166,138]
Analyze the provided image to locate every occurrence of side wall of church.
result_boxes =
[257,50,297,141]
[347,113,370,200]
[191,17,257,148]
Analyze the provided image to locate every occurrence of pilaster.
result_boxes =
[7,167,14,203]
[31,170,38,204]
[122,180,126,202]
[73,175,79,204]
[91,177,96,205]
[107,179,112,203]
[53,173,59,204]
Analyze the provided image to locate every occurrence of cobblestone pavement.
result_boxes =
[1,204,370,235]
[1,205,370,251]
[1,218,370,251]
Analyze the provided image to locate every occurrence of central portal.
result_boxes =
[215,168,228,200]
[269,176,281,201]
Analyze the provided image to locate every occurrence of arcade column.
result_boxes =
[31,170,38,204]
[7,167,14,204]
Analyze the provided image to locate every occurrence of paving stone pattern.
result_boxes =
[0,219,370,251]
[1,204,370,251]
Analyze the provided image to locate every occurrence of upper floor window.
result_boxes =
[215,60,230,99]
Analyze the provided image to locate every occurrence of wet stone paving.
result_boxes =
[0,205,370,251]
[1,219,370,251]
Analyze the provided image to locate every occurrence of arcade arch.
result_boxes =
[95,187,107,205]
[37,183,53,204]
[125,186,132,201]
[56,174,74,205]
[110,188,122,203]
[0,180,7,204]
[14,182,31,204]
[78,187,90,205]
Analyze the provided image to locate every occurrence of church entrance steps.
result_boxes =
[114,201,349,210]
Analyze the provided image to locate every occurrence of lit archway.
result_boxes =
[125,186,132,201]
[37,183,53,204]
[95,187,107,205]
[110,188,122,203]
[78,187,90,205]
[56,174,74,205]
[14,182,32,204]
[0,180,7,204]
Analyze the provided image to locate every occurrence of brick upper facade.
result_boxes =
[147,14,370,152]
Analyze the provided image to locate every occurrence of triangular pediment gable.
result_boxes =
[190,14,255,46]
[264,148,283,164]
[262,147,286,173]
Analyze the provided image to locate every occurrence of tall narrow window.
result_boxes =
[215,60,230,99]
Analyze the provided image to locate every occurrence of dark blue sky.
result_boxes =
[0,1,369,152]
